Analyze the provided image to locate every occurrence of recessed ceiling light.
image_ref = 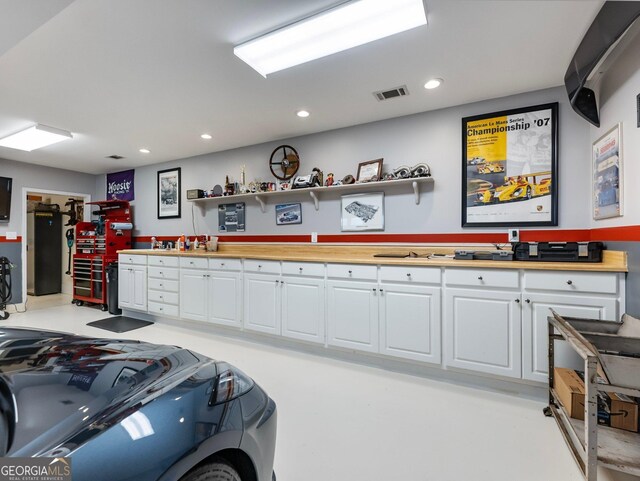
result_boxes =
[424,78,443,89]
[139,148,151,154]
[0,124,72,151]
[296,110,310,118]
[234,0,427,77]
[201,134,212,140]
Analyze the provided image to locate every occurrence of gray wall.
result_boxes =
[0,157,97,303]
[96,86,592,239]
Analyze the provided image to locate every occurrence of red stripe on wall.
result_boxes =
[133,226,640,245]
[0,236,22,243]
[590,225,640,242]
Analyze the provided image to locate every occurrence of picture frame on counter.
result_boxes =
[276,203,302,225]
[356,158,383,183]
[593,122,623,220]
[462,102,558,227]
[157,167,181,219]
[341,192,384,231]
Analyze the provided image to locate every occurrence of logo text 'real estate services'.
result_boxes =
[0,458,71,481]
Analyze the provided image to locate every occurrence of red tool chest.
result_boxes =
[72,200,132,310]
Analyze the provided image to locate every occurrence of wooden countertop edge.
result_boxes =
[118,248,628,273]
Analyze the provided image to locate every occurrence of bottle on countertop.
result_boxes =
[185,236,191,250]
[179,234,186,252]
[151,236,157,249]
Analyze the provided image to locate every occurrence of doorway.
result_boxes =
[21,188,91,310]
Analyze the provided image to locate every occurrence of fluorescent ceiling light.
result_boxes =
[234,0,427,77]
[200,134,212,139]
[424,78,443,89]
[296,110,310,118]
[139,148,151,154]
[0,124,72,151]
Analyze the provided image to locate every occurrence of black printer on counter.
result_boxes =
[512,242,604,262]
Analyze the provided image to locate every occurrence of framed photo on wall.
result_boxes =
[157,167,181,219]
[461,103,558,227]
[341,192,384,231]
[276,203,302,225]
[593,123,622,220]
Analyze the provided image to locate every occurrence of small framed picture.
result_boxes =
[276,203,302,225]
[157,167,181,219]
[341,192,384,231]
[356,158,383,182]
[593,123,622,220]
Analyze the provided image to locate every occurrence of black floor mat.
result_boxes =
[87,316,154,333]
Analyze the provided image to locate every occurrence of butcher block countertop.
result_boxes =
[119,245,628,273]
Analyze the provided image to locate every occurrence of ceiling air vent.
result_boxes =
[373,85,409,101]
[106,154,125,160]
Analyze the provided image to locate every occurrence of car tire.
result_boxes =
[181,461,242,481]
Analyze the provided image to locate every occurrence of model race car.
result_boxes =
[476,162,505,174]
[0,328,277,481]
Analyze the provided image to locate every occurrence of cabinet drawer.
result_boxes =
[148,290,179,305]
[244,260,281,275]
[148,278,179,292]
[446,268,519,289]
[327,263,377,280]
[148,301,179,318]
[148,256,179,268]
[148,266,179,280]
[209,258,242,271]
[282,261,325,278]
[380,266,441,284]
[524,271,618,294]
[180,257,208,269]
[119,254,147,265]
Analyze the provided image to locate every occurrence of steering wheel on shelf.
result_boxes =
[269,145,300,180]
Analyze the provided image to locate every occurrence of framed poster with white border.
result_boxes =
[593,123,623,220]
[157,167,181,219]
[341,192,384,231]
[462,102,558,227]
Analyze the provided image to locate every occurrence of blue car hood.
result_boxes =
[0,328,216,456]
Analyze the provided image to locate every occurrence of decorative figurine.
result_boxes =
[325,172,334,186]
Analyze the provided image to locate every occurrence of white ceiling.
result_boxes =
[0,0,602,174]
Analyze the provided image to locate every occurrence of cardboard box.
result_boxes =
[554,367,585,420]
[609,392,639,433]
[555,368,639,432]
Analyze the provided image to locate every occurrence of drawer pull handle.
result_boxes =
[275,280,279,284]
[515,299,520,303]
[525,299,530,304]
[406,273,411,277]
[190,261,194,265]
[379,288,383,293]
[567,280,573,285]
[258,265,262,269]
[221,263,225,267]
[159,295,163,299]
[299,267,303,272]
[348,270,353,274]
[160,284,163,287]
[477,276,483,281]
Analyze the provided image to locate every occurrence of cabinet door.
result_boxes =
[244,274,281,335]
[444,288,521,378]
[118,266,133,309]
[522,292,618,383]
[327,280,378,353]
[379,283,441,364]
[179,269,208,322]
[131,266,148,311]
[208,271,242,328]
[281,276,325,344]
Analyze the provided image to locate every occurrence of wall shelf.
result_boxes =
[189,176,434,213]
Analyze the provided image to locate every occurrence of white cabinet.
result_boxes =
[521,292,618,382]
[281,276,325,343]
[244,273,281,334]
[147,256,179,318]
[180,268,209,322]
[327,280,379,353]
[208,270,242,328]
[119,264,147,312]
[379,283,441,364]
[444,288,521,378]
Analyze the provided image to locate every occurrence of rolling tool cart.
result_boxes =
[545,310,640,480]
[72,200,132,311]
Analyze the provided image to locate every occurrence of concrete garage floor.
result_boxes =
[3,305,636,481]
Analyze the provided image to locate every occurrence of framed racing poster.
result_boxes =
[592,123,622,220]
[461,103,558,227]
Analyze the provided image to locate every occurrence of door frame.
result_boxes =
[21,187,92,307]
